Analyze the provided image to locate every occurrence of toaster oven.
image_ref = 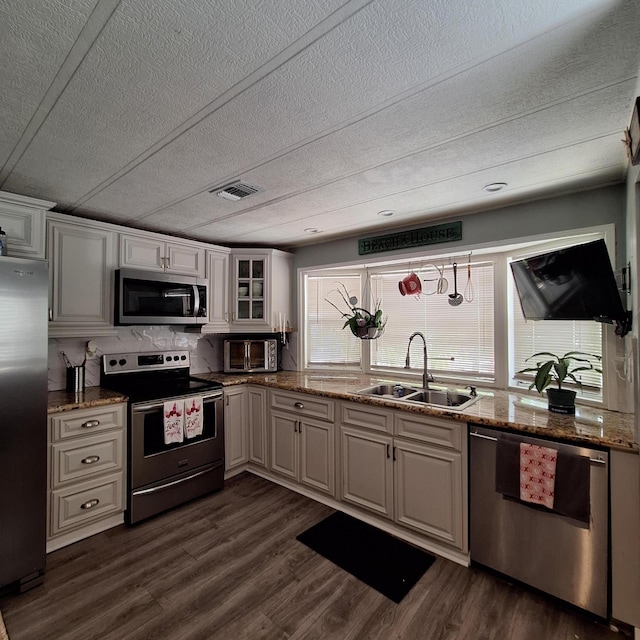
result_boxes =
[224,339,278,373]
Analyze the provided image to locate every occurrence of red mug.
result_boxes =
[398,272,422,296]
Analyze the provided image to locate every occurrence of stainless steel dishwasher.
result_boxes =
[469,425,609,618]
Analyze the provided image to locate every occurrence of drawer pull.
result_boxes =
[81,420,100,428]
[80,499,100,510]
[81,455,101,465]
[294,402,304,409]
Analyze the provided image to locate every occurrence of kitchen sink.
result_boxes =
[354,383,479,411]
[355,383,422,399]
[403,389,477,410]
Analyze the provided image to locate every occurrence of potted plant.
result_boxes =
[325,283,386,339]
[518,351,602,414]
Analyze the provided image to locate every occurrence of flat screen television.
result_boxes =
[510,239,630,335]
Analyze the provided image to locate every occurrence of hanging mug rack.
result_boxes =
[400,254,475,303]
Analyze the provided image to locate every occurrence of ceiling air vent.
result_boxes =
[212,181,260,201]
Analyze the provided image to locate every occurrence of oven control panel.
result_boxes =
[102,350,190,374]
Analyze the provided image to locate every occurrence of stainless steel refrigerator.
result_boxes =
[0,257,48,592]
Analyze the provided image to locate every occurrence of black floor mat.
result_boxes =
[296,511,435,603]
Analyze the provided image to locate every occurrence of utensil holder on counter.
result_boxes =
[66,365,85,393]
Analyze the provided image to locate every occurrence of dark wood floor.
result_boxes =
[0,473,627,640]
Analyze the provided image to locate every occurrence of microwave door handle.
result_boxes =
[192,285,200,318]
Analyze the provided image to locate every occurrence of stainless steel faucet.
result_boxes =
[404,331,432,390]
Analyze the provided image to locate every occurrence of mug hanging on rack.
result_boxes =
[398,271,422,296]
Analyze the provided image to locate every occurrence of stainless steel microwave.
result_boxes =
[115,268,208,325]
[224,339,278,373]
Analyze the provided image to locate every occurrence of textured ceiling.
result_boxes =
[1,0,639,249]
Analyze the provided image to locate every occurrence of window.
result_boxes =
[508,261,603,399]
[304,273,362,367]
[300,230,611,404]
[369,262,495,382]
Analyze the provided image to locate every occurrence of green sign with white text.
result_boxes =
[358,221,462,255]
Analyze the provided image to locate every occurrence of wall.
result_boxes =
[626,162,640,440]
[293,185,626,273]
[619,138,640,630]
[292,183,632,410]
[48,328,298,391]
[48,328,223,391]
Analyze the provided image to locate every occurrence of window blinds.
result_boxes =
[304,274,362,366]
[369,262,495,380]
[511,291,603,390]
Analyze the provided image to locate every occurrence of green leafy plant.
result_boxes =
[325,283,386,337]
[518,351,602,393]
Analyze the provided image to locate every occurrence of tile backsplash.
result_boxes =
[48,327,297,391]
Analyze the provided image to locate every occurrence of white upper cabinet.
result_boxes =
[119,233,206,277]
[0,190,54,259]
[229,249,292,332]
[201,247,230,333]
[47,213,117,337]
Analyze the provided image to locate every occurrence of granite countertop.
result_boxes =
[193,371,638,452]
[48,387,128,414]
[47,372,638,452]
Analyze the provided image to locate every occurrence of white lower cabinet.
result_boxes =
[394,439,463,547]
[247,386,267,467]
[340,401,466,551]
[269,390,335,496]
[341,426,393,518]
[224,385,268,473]
[223,386,466,555]
[224,386,248,472]
[47,403,126,551]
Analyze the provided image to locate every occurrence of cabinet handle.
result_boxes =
[166,256,170,269]
[48,307,53,321]
[393,446,396,461]
[80,499,99,510]
[226,396,229,406]
[81,455,100,465]
[386,444,390,458]
[81,420,100,428]
[294,421,298,433]
[294,402,304,409]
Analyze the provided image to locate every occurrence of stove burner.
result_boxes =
[100,350,222,403]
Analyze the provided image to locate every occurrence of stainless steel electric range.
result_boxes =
[101,350,224,524]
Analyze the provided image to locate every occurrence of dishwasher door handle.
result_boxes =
[470,431,497,442]
[469,430,607,465]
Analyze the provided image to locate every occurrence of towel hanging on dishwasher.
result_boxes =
[495,435,590,523]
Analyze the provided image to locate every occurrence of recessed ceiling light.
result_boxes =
[304,227,320,234]
[483,182,508,193]
[377,209,395,217]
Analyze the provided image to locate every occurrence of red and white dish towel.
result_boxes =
[163,400,184,444]
[519,442,557,509]
[184,396,203,438]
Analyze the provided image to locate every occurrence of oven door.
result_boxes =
[130,390,224,490]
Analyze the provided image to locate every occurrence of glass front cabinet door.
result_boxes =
[229,249,293,333]
[237,257,264,320]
